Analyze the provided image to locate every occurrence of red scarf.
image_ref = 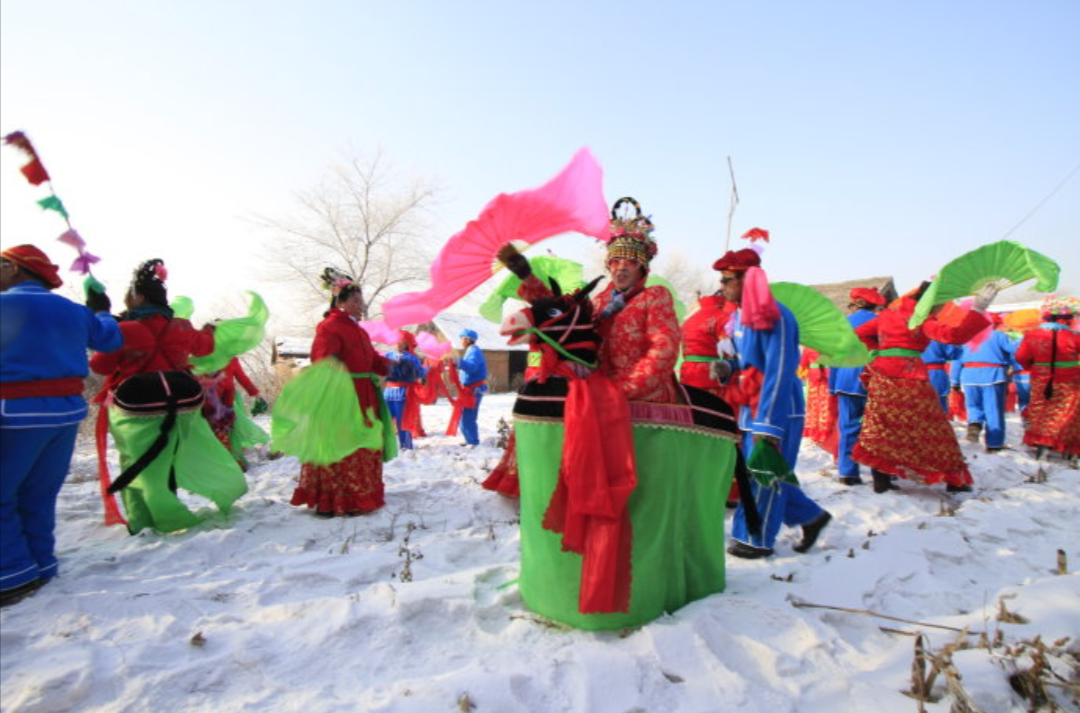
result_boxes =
[541,363,637,614]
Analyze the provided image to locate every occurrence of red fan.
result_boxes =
[382,148,608,328]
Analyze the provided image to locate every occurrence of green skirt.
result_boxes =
[110,408,248,534]
[516,420,737,630]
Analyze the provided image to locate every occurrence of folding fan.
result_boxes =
[770,282,870,367]
[170,295,195,320]
[478,254,586,324]
[189,291,269,375]
[382,148,609,328]
[644,274,687,322]
[908,241,1059,329]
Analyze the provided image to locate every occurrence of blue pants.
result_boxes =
[836,394,866,478]
[733,427,822,550]
[1015,379,1031,414]
[963,383,1007,448]
[1,424,79,592]
[928,370,951,412]
[386,399,413,450]
[732,479,825,550]
[461,393,483,446]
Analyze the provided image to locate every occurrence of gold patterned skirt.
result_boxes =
[1023,377,1080,456]
[853,370,972,486]
[290,447,385,514]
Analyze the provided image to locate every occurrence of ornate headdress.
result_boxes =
[605,197,657,267]
[321,267,361,310]
[1040,296,1080,318]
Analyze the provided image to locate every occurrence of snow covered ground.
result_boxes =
[2,394,1078,713]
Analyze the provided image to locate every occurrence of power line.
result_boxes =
[1000,160,1080,240]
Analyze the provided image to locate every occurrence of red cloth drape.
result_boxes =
[541,368,637,614]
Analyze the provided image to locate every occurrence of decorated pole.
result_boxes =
[3,131,104,292]
[724,155,739,251]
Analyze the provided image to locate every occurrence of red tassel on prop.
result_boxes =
[740,227,770,243]
[20,158,50,186]
[3,131,37,157]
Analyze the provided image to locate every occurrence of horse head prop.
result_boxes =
[501,276,604,378]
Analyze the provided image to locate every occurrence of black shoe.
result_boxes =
[837,477,864,486]
[946,484,973,493]
[0,578,46,608]
[794,511,832,553]
[726,541,774,559]
[986,446,1004,454]
[872,469,899,494]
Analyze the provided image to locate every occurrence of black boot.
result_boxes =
[1034,446,1048,461]
[794,511,832,553]
[0,578,45,608]
[965,422,983,443]
[872,469,899,494]
[726,541,774,559]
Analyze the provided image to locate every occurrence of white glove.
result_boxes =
[972,283,1000,313]
[709,359,733,383]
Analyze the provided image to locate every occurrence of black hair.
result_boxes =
[131,259,169,307]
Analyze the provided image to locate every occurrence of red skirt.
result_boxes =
[853,370,972,487]
[1023,377,1080,456]
[291,447,385,514]
[803,381,838,457]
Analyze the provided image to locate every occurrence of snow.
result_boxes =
[2,395,1078,713]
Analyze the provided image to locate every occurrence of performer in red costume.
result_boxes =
[851,282,998,493]
[1015,297,1080,461]
[680,291,735,398]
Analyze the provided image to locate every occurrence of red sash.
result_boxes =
[0,377,84,399]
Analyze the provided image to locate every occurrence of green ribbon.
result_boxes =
[522,327,597,369]
[683,355,719,363]
[1034,361,1080,368]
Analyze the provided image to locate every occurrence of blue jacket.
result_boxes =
[952,330,1017,387]
[1,282,122,428]
[828,309,878,396]
[458,344,488,392]
[382,351,425,401]
[922,340,962,397]
[729,303,804,441]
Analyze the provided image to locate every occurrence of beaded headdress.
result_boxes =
[1040,296,1080,318]
[605,197,657,267]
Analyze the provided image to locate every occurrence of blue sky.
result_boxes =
[2,0,1077,320]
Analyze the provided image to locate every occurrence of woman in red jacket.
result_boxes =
[289,278,392,516]
[90,259,247,534]
[852,283,996,493]
[1015,297,1080,461]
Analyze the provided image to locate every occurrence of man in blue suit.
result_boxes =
[951,314,1017,452]
[456,329,488,447]
[827,287,886,485]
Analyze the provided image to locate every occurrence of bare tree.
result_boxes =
[653,249,715,306]
[256,148,439,320]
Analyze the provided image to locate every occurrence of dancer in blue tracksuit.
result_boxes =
[1,245,121,606]
[457,329,488,446]
[951,316,1017,452]
[923,340,963,412]
[827,287,885,485]
[713,248,831,559]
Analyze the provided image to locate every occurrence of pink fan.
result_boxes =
[416,331,453,359]
[359,320,402,347]
[382,148,608,328]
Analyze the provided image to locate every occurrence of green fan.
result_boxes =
[190,291,270,375]
[170,295,195,320]
[479,255,586,323]
[645,273,687,322]
[909,241,1059,329]
[771,282,870,367]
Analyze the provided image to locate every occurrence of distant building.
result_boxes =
[809,276,898,311]
[271,313,528,393]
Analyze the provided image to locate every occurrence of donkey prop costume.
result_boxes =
[500,260,758,630]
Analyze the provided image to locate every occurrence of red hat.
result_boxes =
[397,330,418,350]
[849,287,885,307]
[1,244,63,289]
[712,248,761,273]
